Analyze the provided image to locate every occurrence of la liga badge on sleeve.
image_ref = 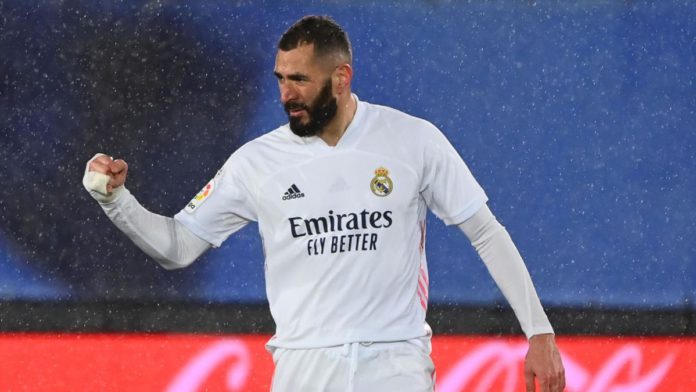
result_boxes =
[185,170,222,213]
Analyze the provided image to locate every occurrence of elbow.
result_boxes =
[158,261,186,271]
[155,256,196,270]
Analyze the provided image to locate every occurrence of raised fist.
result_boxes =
[83,153,129,202]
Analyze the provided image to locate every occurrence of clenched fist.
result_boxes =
[83,153,129,203]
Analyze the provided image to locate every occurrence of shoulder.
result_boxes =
[360,100,443,145]
[224,125,293,161]
[240,126,294,154]
[216,125,293,178]
[364,101,434,128]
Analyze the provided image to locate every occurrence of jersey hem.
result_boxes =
[441,194,489,226]
[173,212,222,247]
[265,328,432,350]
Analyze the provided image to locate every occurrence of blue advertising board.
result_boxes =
[1,1,694,310]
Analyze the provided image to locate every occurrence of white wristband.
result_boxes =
[83,153,123,203]
[83,170,110,195]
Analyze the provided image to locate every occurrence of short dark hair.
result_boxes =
[278,15,352,64]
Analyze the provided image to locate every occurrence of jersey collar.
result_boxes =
[288,94,366,154]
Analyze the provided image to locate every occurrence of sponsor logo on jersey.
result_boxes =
[370,167,393,197]
[288,209,393,256]
[289,209,393,238]
[282,184,305,200]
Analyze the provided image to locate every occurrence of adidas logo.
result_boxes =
[282,184,305,200]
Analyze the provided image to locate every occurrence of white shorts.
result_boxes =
[268,337,436,392]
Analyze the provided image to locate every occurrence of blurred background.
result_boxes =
[1,1,695,390]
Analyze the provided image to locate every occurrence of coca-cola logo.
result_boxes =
[437,341,676,392]
[165,340,252,392]
[165,339,676,392]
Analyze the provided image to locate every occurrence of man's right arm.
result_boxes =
[83,154,211,269]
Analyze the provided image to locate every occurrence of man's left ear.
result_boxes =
[334,64,352,94]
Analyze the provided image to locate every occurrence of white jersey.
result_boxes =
[174,96,488,349]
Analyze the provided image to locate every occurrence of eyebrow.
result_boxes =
[274,71,310,82]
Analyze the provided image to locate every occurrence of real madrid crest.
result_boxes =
[370,167,393,197]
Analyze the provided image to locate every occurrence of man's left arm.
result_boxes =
[458,204,565,392]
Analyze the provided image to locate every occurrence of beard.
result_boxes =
[285,78,338,137]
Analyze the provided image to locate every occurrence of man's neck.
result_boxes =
[319,94,357,147]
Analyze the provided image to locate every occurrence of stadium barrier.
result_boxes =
[1,333,693,391]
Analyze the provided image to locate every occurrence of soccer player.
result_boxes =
[84,15,564,392]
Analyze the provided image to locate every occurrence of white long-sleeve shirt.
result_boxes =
[86,96,553,348]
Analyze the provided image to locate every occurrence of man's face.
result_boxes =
[274,44,338,137]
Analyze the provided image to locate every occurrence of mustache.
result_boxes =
[284,102,308,113]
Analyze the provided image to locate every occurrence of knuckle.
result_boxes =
[88,162,103,172]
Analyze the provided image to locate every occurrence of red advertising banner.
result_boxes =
[0,333,694,391]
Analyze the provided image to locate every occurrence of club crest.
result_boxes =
[370,167,393,197]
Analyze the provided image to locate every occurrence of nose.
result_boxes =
[279,81,297,104]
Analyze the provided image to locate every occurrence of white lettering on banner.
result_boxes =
[165,340,251,392]
[436,342,676,392]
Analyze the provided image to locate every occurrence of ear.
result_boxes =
[333,63,353,95]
